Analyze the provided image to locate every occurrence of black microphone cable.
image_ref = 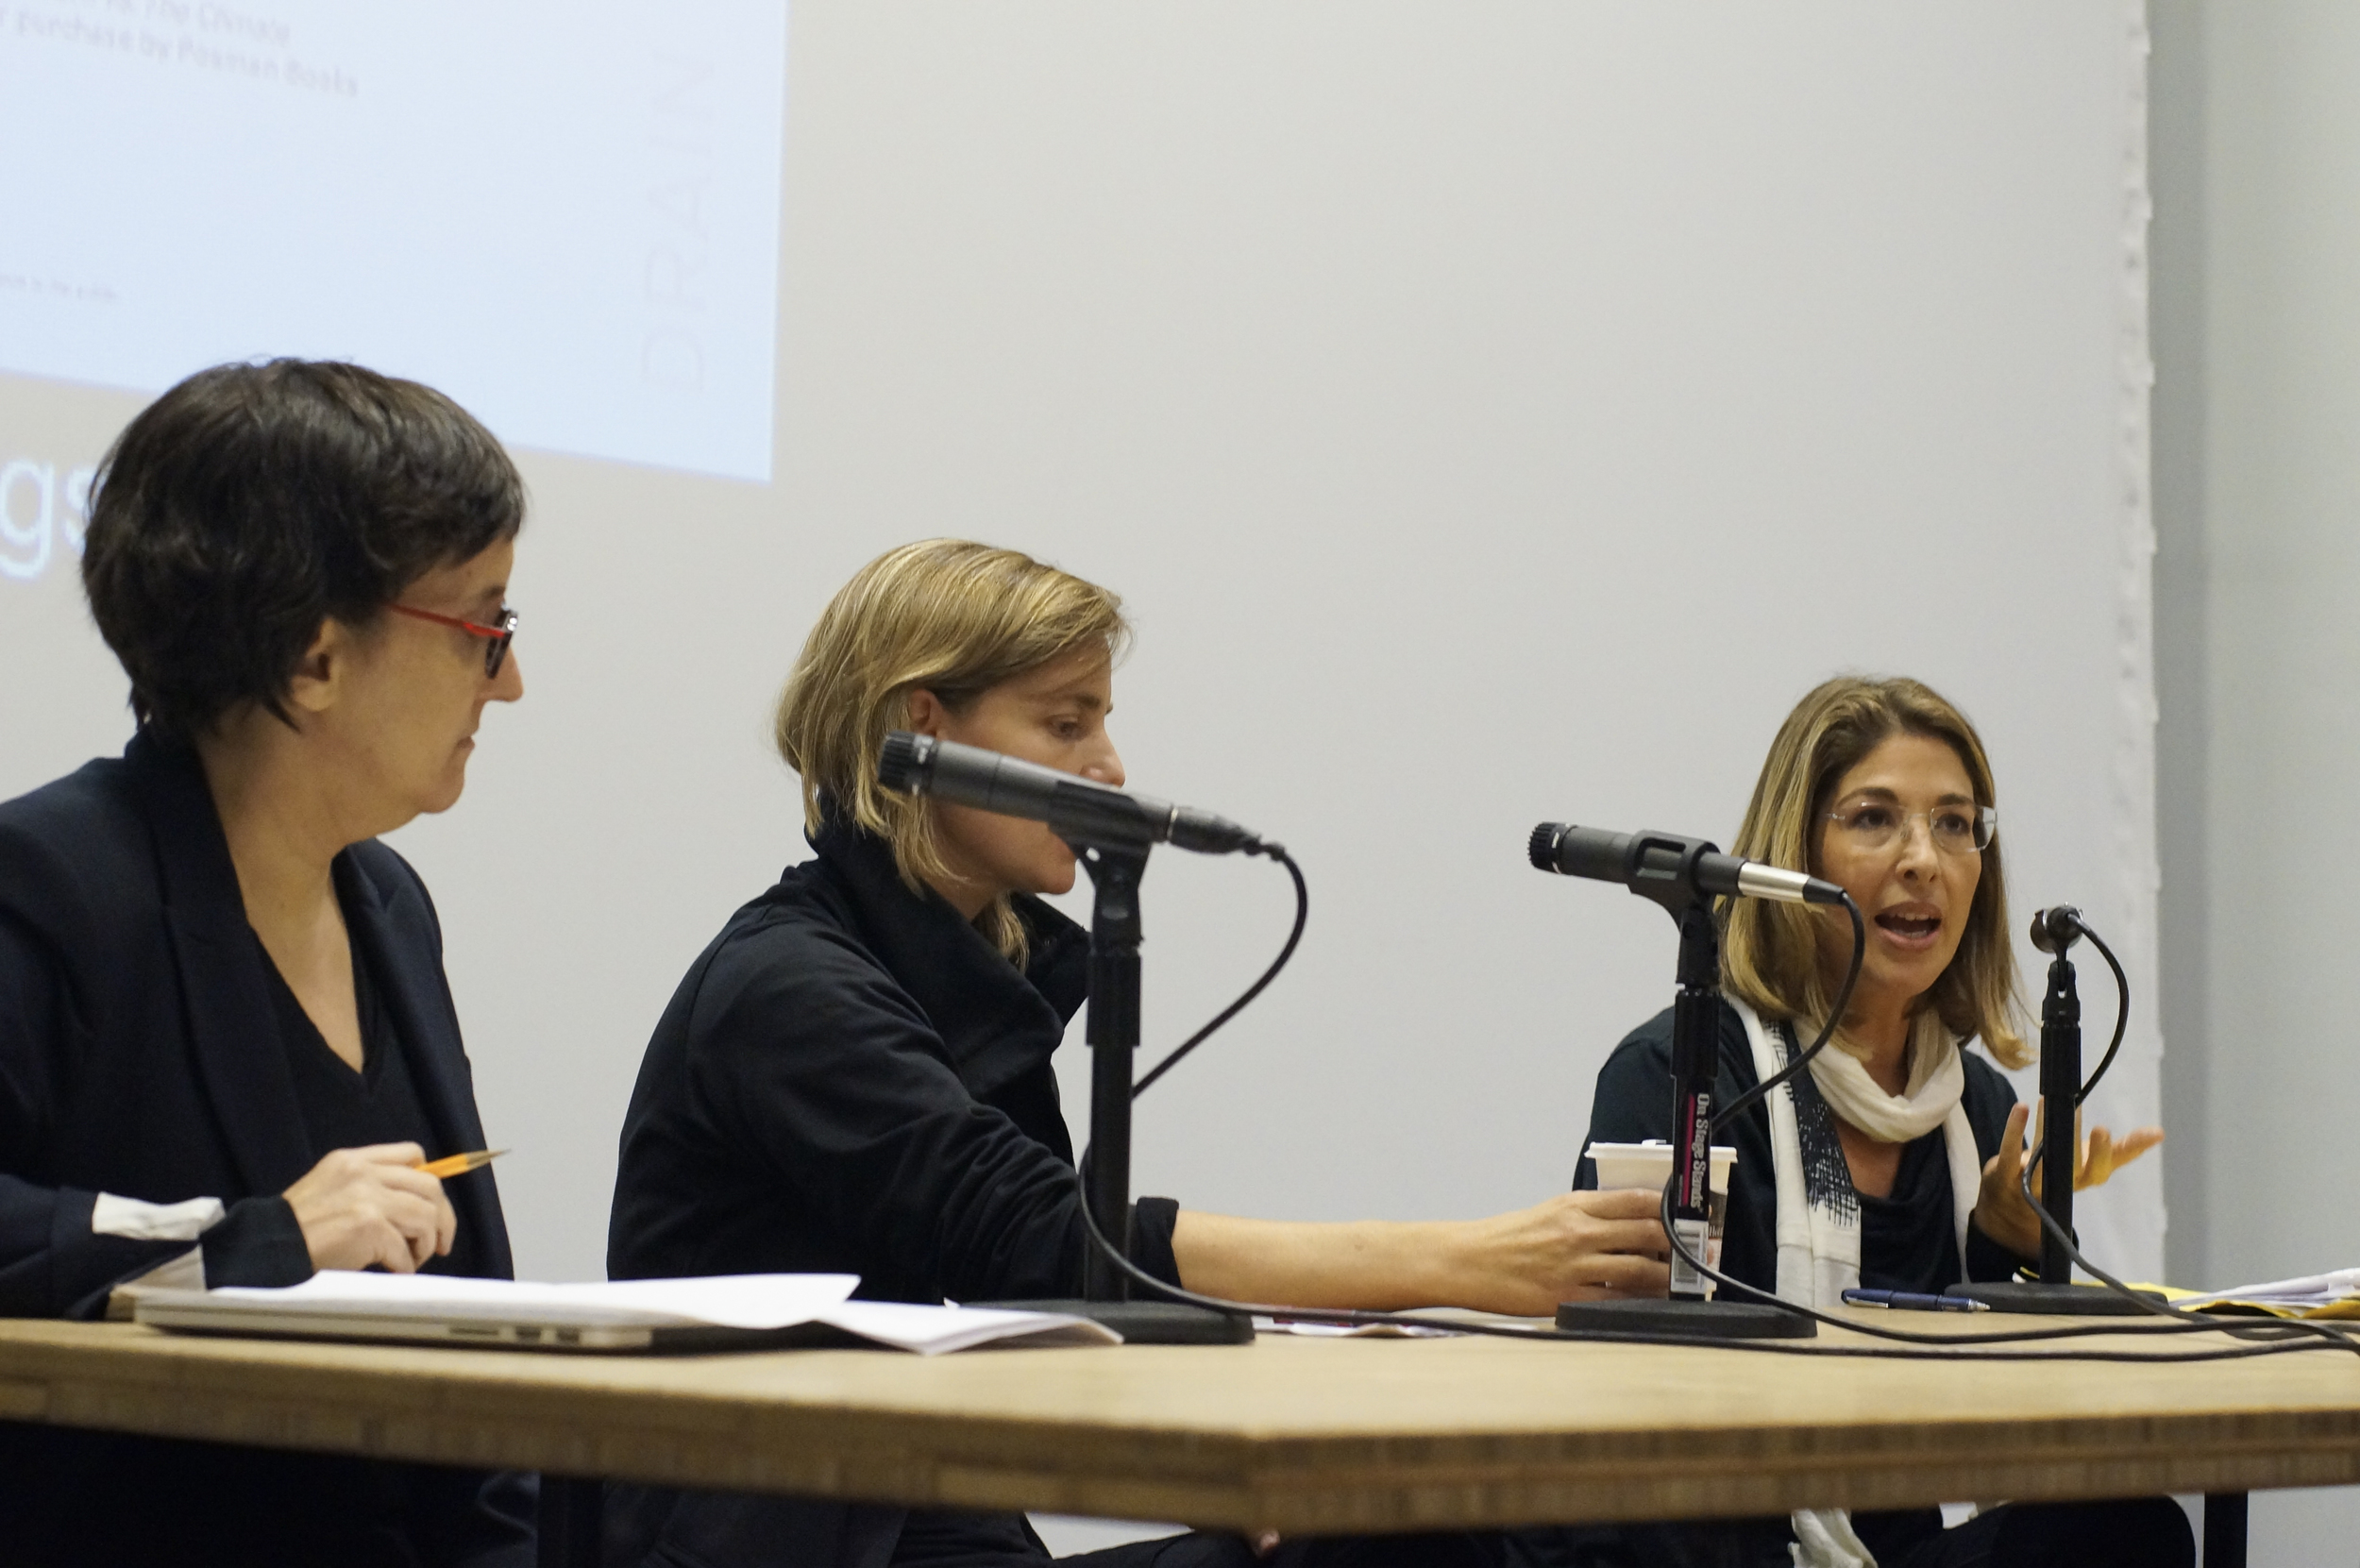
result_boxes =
[1644,1142,2350,1358]
[2066,913,2131,1106]
[1062,860,2359,1365]
[2002,1141,2360,1358]
[1081,845,2360,1359]
[1644,909,2360,1360]
[1074,1145,2346,1363]
[1996,914,2360,1357]
[1132,841,1307,1100]
[1713,895,1865,1133]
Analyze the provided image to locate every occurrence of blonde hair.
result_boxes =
[774,539,1129,961]
[1720,675,2029,1069]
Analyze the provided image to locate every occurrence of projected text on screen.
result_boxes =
[0,0,788,483]
[0,452,95,582]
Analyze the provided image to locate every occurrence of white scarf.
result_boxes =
[1728,997,1983,1568]
[1806,1011,1966,1145]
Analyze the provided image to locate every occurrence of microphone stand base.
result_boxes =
[1556,1299,1815,1340]
[1950,1281,2167,1316]
[984,1300,1256,1345]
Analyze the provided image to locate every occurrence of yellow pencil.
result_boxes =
[416,1148,508,1179]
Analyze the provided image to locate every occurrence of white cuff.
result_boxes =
[92,1192,228,1242]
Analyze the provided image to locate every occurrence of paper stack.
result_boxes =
[2174,1268,2360,1320]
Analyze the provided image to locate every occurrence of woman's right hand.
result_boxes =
[281,1142,457,1273]
[1454,1189,1674,1314]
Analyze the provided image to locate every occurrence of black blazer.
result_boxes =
[0,732,531,1567]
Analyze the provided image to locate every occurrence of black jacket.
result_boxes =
[609,818,1178,1300]
[0,732,532,1567]
[604,819,1183,1568]
[1574,1001,2029,1295]
[1526,1001,2034,1568]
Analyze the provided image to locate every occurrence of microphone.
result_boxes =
[1527,822,1846,907]
[879,733,1265,855]
[2030,906,2086,953]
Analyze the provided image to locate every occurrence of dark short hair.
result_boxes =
[81,359,526,739]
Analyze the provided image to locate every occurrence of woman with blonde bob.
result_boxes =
[1553,675,2182,1568]
[607,540,1671,1568]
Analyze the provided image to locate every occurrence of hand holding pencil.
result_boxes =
[282,1142,463,1274]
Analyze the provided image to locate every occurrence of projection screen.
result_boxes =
[1,1,2162,1290]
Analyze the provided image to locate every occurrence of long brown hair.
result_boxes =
[1720,675,2028,1067]
[774,539,1129,961]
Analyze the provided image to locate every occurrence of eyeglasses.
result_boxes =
[1825,797,1996,855]
[388,602,518,678]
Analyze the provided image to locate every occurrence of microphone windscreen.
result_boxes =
[2029,905,2083,953]
[878,731,929,794]
[1527,823,1630,882]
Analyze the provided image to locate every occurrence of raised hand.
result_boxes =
[1972,1102,2165,1262]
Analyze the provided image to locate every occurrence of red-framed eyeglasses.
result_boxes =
[388,603,519,678]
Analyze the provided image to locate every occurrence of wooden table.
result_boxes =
[5,1314,2354,1564]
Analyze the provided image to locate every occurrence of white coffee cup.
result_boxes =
[1585,1139,1739,1290]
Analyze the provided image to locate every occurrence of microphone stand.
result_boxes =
[2038,947,2082,1289]
[1080,843,1150,1301]
[1955,923,2159,1315]
[991,840,1251,1344]
[1557,834,1812,1340]
[1666,901,1727,1304]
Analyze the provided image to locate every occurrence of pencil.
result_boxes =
[416,1148,508,1179]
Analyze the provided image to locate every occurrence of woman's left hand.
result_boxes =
[1971,1102,2166,1261]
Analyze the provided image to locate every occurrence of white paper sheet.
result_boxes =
[142,1271,1122,1353]
[203,1270,862,1329]
[2175,1268,2360,1310]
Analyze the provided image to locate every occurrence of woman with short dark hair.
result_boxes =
[0,359,536,1565]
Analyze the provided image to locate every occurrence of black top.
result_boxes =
[1853,1121,1978,1292]
[603,818,1186,1568]
[0,732,531,1566]
[1575,1000,2030,1296]
[264,938,481,1281]
[269,936,429,1157]
[1553,999,2034,1568]
[609,818,1180,1303]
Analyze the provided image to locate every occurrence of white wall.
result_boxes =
[5,0,2175,1454]
[4,0,2161,1284]
[421,2,2165,1289]
[2155,0,2360,1558]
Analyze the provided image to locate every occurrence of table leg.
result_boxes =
[2202,1492,2247,1568]
[538,1475,603,1568]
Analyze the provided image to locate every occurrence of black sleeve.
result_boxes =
[1572,1023,1682,1190]
[1573,1004,1782,1296]
[199,1195,314,1289]
[0,910,231,1320]
[1959,1056,2038,1281]
[1572,1005,1766,1186]
[1964,1219,2031,1283]
[689,925,1108,1304]
[1131,1195,1182,1290]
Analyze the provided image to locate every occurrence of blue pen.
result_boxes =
[1841,1288,1991,1314]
